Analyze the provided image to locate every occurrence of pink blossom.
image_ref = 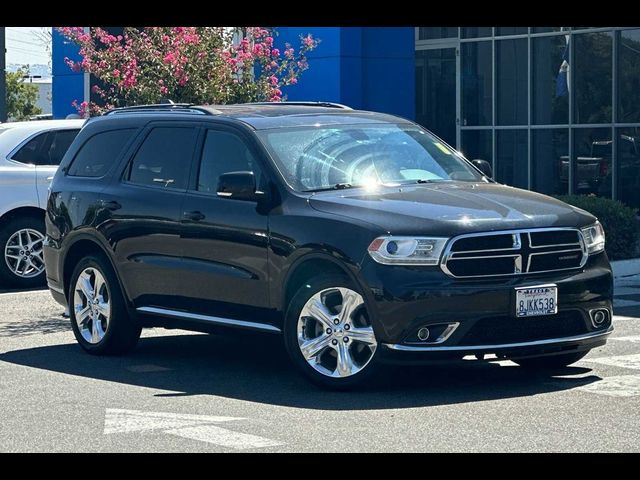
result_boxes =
[284,47,294,58]
[289,77,298,85]
[271,48,280,57]
[112,69,121,77]
[269,75,278,86]
[160,86,168,95]
[303,35,314,47]
[163,52,176,64]
[265,36,273,46]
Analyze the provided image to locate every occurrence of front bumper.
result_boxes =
[359,252,613,361]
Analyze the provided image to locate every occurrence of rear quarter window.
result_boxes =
[67,128,136,177]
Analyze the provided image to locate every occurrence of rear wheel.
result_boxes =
[284,275,380,389]
[69,255,141,355]
[0,216,47,288]
[513,351,589,370]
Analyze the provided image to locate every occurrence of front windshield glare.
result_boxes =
[257,123,483,191]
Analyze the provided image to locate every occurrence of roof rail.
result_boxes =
[103,103,213,116]
[244,101,352,110]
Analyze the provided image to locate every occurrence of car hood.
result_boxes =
[308,182,596,236]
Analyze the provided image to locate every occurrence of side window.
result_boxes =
[11,132,50,165]
[67,129,135,177]
[197,130,263,193]
[126,127,198,190]
[44,129,80,166]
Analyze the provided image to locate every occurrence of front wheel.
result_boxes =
[513,351,589,370]
[284,275,381,389]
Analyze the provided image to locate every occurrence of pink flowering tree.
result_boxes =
[57,27,320,116]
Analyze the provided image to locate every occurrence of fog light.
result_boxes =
[589,308,609,328]
[417,327,430,341]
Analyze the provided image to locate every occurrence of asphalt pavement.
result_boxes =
[0,287,639,452]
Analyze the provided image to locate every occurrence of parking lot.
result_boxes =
[0,286,639,452]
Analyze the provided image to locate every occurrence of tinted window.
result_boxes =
[127,127,197,189]
[496,129,528,189]
[532,35,570,125]
[11,132,49,164]
[68,129,135,177]
[574,32,613,124]
[618,29,640,123]
[197,130,262,193]
[496,38,527,125]
[43,129,79,165]
[461,41,493,126]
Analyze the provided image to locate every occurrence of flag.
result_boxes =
[556,31,570,97]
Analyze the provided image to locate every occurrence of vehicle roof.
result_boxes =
[0,119,85,132]
[92,103,411,130]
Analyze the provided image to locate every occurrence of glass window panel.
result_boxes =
[573,32,613,124]
[616,127,640,209]
[67,129,135,177]
[461,130,493,165]
[618,29,640,123]
[496,27,528,36]
[496,38,528,125]
[532,35,570,125]
[461,41,493,126]
[496,130,528,188]
[532,27,565,33]
[127,127,198,190]
[572,127,612,197]
[418,27,457,40]
[462,27,492,39]
[532,129,569,196]
[415,48,457,146]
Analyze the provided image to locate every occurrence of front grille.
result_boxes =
[441,228,587,278]
[458,311,588,346]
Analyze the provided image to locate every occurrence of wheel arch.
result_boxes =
[61,236,126,305]
[281,253,369,314]
[0,206,45,227]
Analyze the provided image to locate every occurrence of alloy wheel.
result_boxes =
[4,228,46,279]
[297,287,377,378]
[73,267,111,344]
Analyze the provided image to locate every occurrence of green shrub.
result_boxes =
[555,195,640,260]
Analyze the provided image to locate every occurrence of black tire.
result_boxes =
[283,274,381,390]
[68,254,141,355]
[513,351,589,370]
[0,215,47,289]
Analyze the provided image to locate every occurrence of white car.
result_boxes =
[0,119,85,288]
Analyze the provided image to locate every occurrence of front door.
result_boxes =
[179,126,271,322]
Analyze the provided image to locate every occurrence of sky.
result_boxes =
[4,27,52,66]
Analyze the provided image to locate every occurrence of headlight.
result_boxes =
[581,222,606,255]
[367,236,448,265]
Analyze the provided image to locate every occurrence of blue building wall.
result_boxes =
[51,29,85,119]
[276,27,415,119]
[51,27,415,120]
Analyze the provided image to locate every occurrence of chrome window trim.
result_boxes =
[383,327,612,352]
[136,306,282,333]
[440,227,588,278]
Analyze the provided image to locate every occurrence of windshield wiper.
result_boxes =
[303,183,356,192]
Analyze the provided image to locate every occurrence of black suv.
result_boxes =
[44,102,613,388]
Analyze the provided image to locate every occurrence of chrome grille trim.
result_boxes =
[440,227,588,278]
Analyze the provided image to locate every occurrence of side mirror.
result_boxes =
[472,159,493,179]
[217,171,262,201]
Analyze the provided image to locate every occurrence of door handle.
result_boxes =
[46,176,54,182]
[183,210,205,221]
[98,200,122,211]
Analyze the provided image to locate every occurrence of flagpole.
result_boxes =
[0,27,7,123]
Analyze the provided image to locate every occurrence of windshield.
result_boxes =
[257,123,483,191]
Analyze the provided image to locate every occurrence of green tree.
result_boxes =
[5,67,42,121]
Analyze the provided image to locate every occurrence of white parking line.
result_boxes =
[0,289,48,297]
[584,353,640,370]
[104,408,281,450]
[608,336,640,344]
[576,375,640,397]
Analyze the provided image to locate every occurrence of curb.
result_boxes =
[611,258,640,279]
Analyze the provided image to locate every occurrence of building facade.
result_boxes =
[52,27,640,209]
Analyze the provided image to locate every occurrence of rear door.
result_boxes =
[104,123,199,309]
[34,129,80,207]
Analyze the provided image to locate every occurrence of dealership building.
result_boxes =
[52,27,640,209]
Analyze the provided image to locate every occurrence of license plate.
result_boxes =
[515,284,558,317]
